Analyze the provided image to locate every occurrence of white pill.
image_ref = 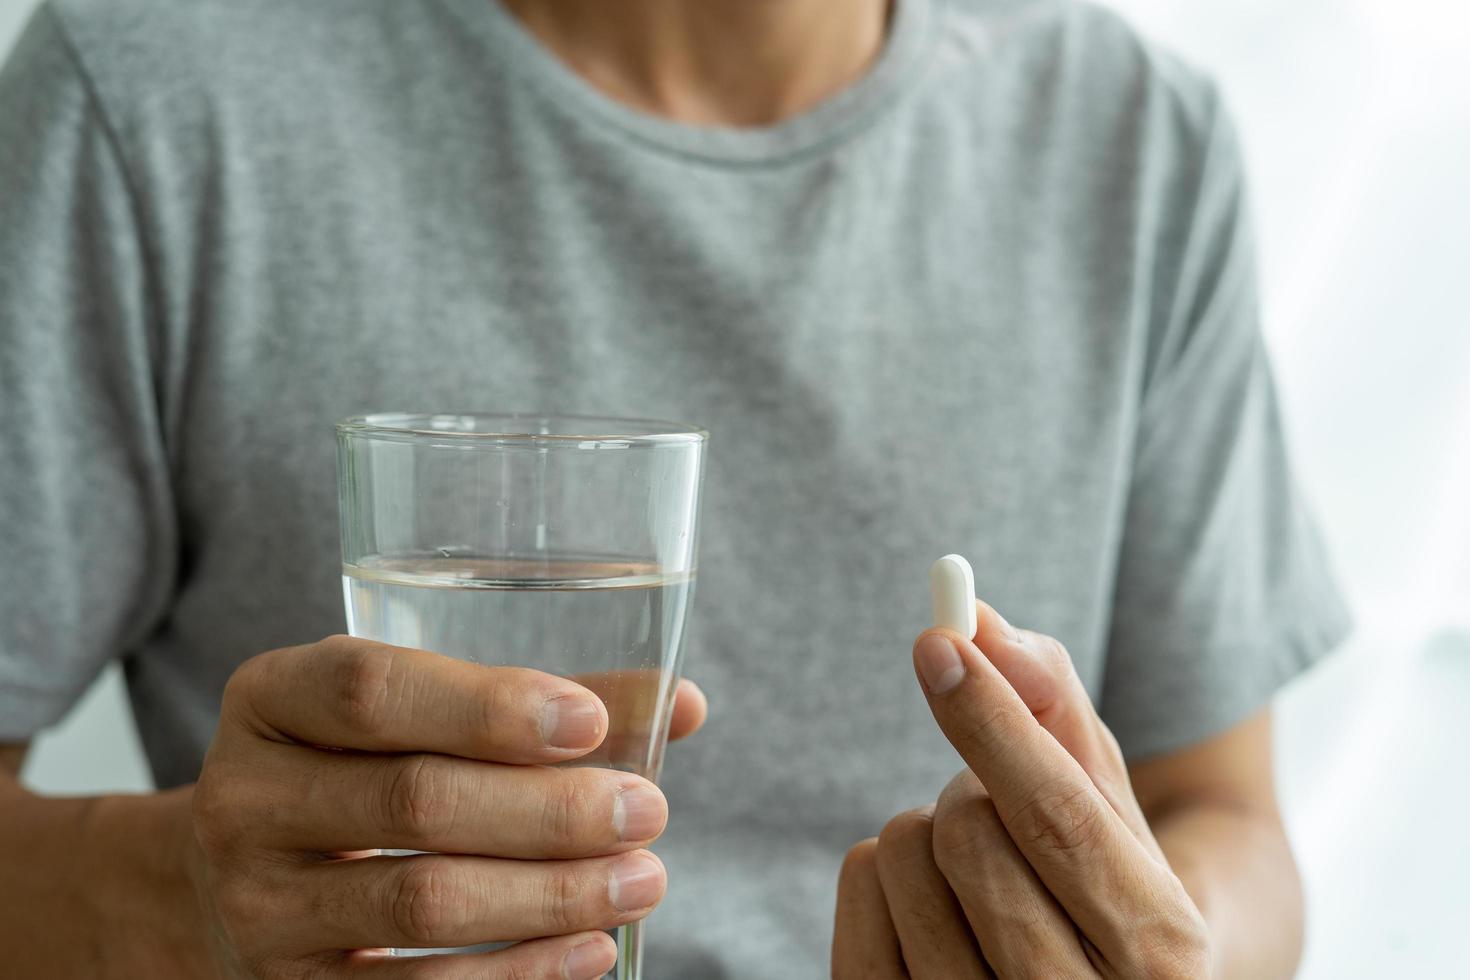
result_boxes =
[930,554,977,638]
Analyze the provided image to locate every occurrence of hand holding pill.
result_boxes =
[831,555,1211,978]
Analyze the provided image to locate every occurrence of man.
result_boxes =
[0,0,1349,976]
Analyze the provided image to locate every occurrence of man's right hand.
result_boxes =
[189,634,705,980]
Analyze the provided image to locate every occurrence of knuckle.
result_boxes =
[540,770,594,850]
[211,875,253,924]
[221,653,266,710]
[941,766,983,799]
[475,668,540,746]
[952,704,1024,756]
[1019,951,1094,980]
[540,775,579,852]
[211,871,276,938]
[392,861,464,946]
[385,755,458,844]
[875,808,934,867]
[497,955,549,980]
[931,793,1000,870]
[190,774,225,840]
[540,866,592,934]
[996,927,1082,980]
[191,773,245,856]
[1034,632,1073,673]
[1129,903,1213,980]
[1015,784,1106,856]
[839,838,880,883]
[221,650,286,733]
[329,640,399,736]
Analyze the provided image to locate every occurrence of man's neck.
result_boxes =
[499,0,893,127]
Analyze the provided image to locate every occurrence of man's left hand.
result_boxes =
[832,600,1211,978]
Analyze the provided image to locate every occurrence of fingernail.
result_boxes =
[543,697,602,749]
[562,937,613,980]
[608,851,665,911]
[613,782,667,842]
[916,633,966,694]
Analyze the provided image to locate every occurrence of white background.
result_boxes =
[3,0,1467,975]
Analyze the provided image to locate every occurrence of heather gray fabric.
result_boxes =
[0,0,1349,973]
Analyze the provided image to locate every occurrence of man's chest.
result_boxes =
[169,143,1143,718]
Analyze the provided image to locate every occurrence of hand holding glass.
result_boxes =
[337,413,706,979]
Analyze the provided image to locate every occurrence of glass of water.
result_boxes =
[336,412,707,979]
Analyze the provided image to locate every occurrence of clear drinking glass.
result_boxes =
[336,412,707,979]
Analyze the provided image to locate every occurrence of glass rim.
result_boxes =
[335,412,708,448]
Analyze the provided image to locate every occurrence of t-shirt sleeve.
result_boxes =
[0,6,178,741]
[1097,88,1352,761]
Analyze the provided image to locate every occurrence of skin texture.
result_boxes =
[1131,711,1302,980]
[500,0,892,126]
[3,5,1301,975]
[0,636,708,979]
[831,600,1304,979]
[2,625,1299,979]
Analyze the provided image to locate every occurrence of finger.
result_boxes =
[569,670,703,769]
[226,636,607,763]
[968,602,1152,840]
[873,807,992,979]
[931,772,1093,977]
[968,600,1099,760]
[668,678,708,741]
[912,628,1177,949]
[832,839,906,980]
[233,744,666,857]
[280,849,665,952]
[341,931,617,979]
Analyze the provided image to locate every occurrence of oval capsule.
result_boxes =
[930,553,977,638]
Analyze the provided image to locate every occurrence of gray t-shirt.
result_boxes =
[0,0,1349,974]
